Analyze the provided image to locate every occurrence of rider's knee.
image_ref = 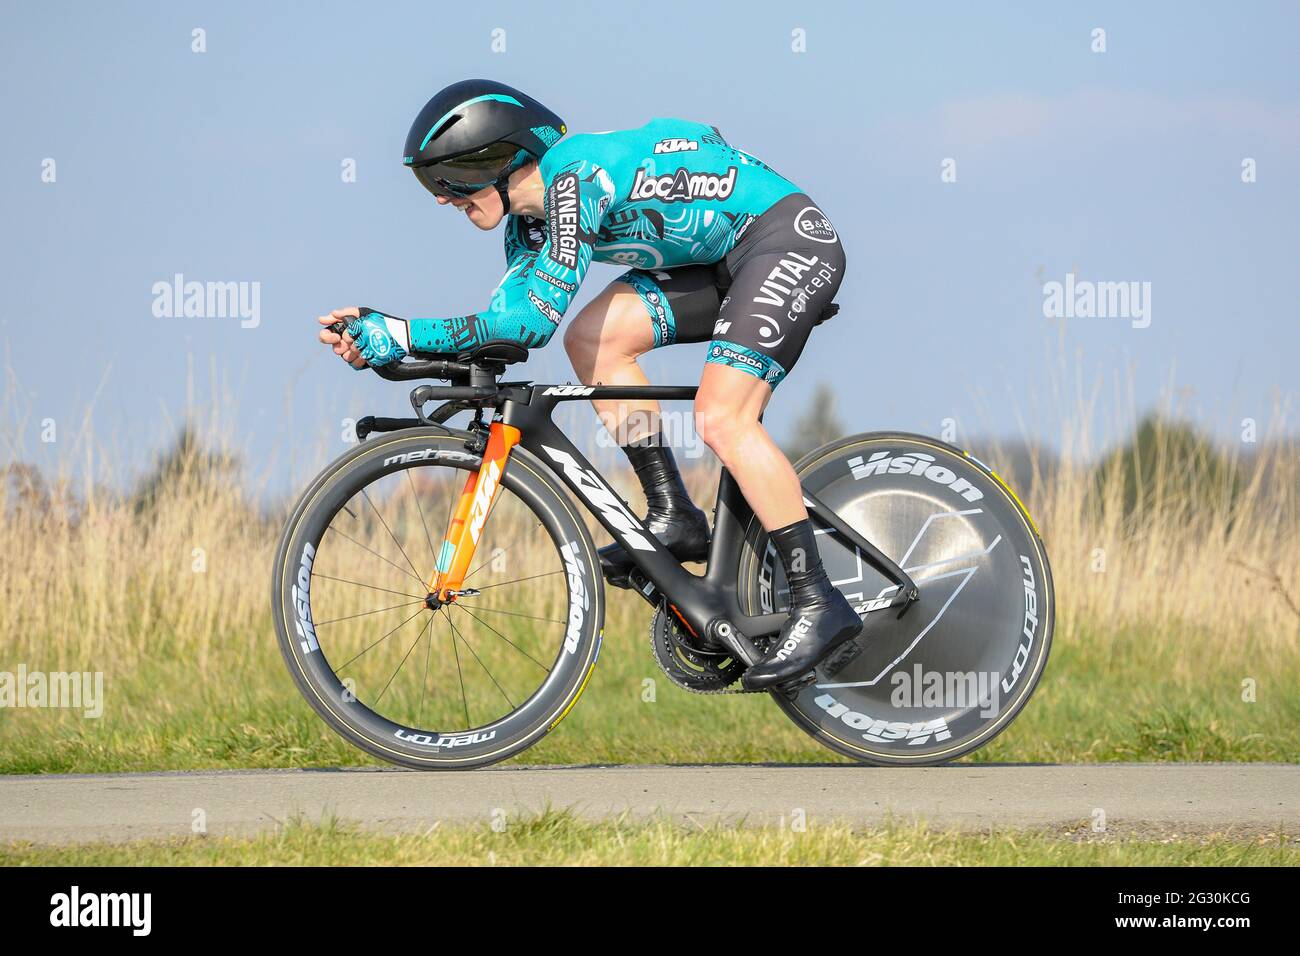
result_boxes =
[562,313,597,362]
[694,400,746,459]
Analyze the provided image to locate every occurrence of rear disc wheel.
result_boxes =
[738,432,1053,765]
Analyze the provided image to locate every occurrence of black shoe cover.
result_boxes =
[599,440,710,587]
[599,501,710,586]
[741,587,862,690]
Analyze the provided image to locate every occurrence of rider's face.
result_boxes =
[436,183,504,231]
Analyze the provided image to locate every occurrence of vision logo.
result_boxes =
[395,728,498,749]
[814,693,953,746]
[560,540,590,654]
[1002,555,1039,694]
[293,541,319,653]
[383,448,476,466]
[848,451,984,503]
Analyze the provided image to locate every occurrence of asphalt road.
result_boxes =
[0,764,1295,844]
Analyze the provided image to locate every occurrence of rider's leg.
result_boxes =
[564,283,710,583]
[562,282,662,441]
[687,192,856,686]
[694,365,861,689]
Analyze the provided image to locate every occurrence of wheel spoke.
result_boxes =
[292,455,582,744]
[325,525,426,588]
[362,488,424,583]
[311,572,424,600]
[452,603,566,626]
[332,606,427,672]
[472,569,564,591]
[462,528,525,584]
[406,467,441,569]
[446,610,471,728]
[419,605,435,727]
[376,614,431,706]
[448,607,516,708]
[316,599,426,627]
[452,603,550,671]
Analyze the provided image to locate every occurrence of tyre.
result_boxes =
[738,432,1053,765]
[272,427,604,769]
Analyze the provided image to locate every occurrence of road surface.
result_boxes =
[0,763,1295,844]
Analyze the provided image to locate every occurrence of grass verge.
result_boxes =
[2,811,1295,866]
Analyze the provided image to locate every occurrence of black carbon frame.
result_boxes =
[493,384,918,667]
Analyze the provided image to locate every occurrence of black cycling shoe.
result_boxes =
[740,518,863,691]
[741,583,862,690]
[598,511,710,587]
[599,439,711,588]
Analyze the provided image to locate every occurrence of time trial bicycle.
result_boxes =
[272,333,1054,769]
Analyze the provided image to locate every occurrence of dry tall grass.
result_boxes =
[4,410,1297,665]
[983,416,1298,668]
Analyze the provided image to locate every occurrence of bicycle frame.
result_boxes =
[411,381,919,668]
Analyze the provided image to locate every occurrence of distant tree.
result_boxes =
[2,462,50,517]
[1090,414,1243,520]
[131,425,241,514]
[783,383,846,462]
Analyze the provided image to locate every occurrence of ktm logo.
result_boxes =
[469,459,501,543]
[653,138,699,154]
[542,445,654,551]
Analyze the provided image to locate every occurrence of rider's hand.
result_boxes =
[318,307,366,368]
[317,307,410,369]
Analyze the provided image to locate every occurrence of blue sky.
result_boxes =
[2,1,1296,491]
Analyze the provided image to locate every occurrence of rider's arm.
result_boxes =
[407,163,613,354]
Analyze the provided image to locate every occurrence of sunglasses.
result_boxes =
[409,141,525,199]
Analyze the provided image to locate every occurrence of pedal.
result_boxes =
[820,636,863,678]
[775,671,817,700]
[601,566,634,590]
[621,566,659,603]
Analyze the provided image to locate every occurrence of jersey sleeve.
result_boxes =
[407,162,614,355]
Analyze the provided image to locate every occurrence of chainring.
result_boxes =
[649,605,745,694]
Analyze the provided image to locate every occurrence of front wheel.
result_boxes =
[272,428,604,770]
[738,432,1054,765]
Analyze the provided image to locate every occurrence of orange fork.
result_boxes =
[427,422,521,601]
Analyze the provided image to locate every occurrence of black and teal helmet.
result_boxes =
[403,79,566,211]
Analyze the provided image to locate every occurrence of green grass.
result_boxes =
[2,592,1297,774]
[2,811,1294,866]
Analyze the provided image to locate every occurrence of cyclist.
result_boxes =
[317,79,860,689]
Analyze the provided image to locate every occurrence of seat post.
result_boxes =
[469,362,505,388]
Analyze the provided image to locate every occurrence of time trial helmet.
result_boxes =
[403,79,566,209]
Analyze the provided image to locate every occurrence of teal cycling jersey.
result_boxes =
[406,119,800,354]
